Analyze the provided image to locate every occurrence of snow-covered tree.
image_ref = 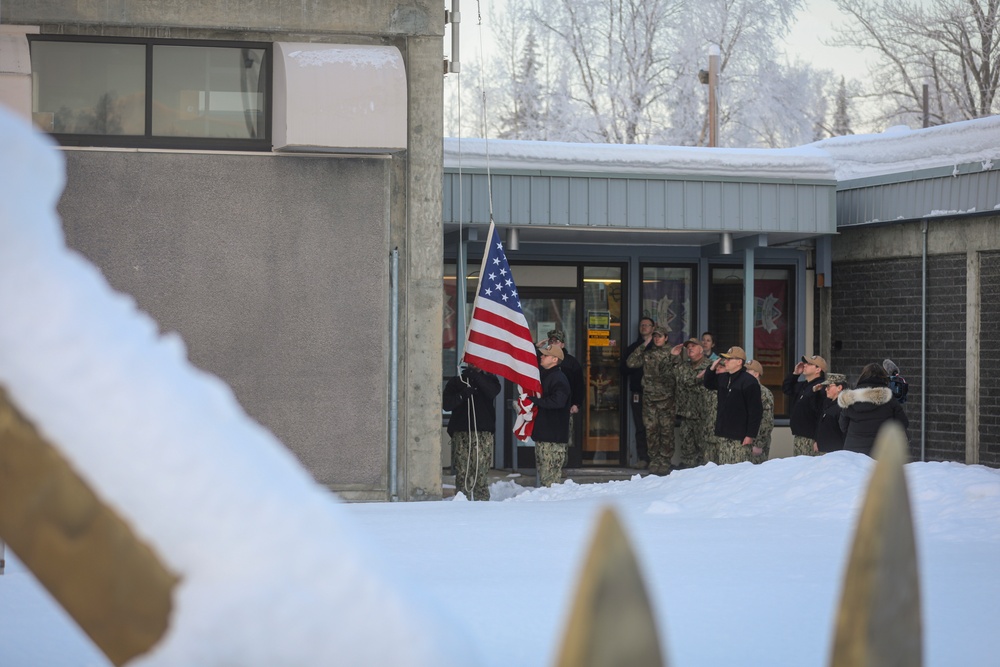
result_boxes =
[498,29,546,139]
[831,76,854,136]
[829,0,1000,126]
[533,0,685,143]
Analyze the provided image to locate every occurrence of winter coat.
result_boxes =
[530,366,571,443]
[626,342,676,402]
[560,351,586,410]
[782,372,826,439]
[815,396,845,453]
[704,366,763,442]
[837,386,909,456]
[443,369,501,436]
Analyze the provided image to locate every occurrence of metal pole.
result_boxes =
[920,221,927,461]
[922,82,929,128]
[743,247,755,353]
[447,0,461,73]
[389,248,400,500]
[708,45,720,148]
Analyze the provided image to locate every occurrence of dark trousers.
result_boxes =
[631,392,648,462]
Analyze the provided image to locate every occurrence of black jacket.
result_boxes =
[621,338,651,394]
[531,366,571,443]
[815,397,845,452]
[443,369,501,436]
[782,372,826,438]
[704,367,763,442]
[561,351,586,409]
[838,386,909,456]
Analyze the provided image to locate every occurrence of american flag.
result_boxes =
[462,223,542,397]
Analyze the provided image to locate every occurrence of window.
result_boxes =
[30,37,270,150]
[641,266,696,346]
[709,266,795,417]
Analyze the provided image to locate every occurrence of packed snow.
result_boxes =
[3,455,1000,667]
[2,106,1000,667]
[445,115,1000,184]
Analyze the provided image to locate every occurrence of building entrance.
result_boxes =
[501,265,626,469]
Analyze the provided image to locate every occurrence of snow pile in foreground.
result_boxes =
[0,106,475,666]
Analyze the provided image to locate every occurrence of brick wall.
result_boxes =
[979,252,1000,466]
[829,254,967,463]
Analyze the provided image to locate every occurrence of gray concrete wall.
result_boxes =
[59,150,393,496]
[2,1,442,38]
[829,215,1000,467]
[5,0,449,500]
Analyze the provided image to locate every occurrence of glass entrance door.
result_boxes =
[508,293,578,469]
[582,267,624,466]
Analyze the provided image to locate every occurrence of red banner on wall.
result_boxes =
[754,279,786,352]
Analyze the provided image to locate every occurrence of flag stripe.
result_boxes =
[461,222,542,396]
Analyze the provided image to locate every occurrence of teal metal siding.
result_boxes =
[443,171,837,234]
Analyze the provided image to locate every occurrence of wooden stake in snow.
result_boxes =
[0,388,177,666]
[830,421,923,667]
[554,507,666,667]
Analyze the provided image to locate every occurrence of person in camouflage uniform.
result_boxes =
[745,359,774,465]
[528,341,571,487]
[669,338,713,468]
[626,325,676,475]
[702,361,725,464]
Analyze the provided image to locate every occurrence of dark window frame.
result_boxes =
[28,34,272,152]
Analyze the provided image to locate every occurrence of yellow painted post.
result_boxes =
[554,507,666,667]
[830,422,922,667]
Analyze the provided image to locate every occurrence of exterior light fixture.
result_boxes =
[507,227,520,251]
[720,232,733,255]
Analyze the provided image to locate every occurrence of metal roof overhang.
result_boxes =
[443,139,839,253]
[836,161,1000,228]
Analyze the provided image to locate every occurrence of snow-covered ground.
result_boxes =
[3,456,1000,667]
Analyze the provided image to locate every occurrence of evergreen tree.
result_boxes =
[832,76,853,136]
[499,29,545,139]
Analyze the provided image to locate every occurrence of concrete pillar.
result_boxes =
[0,25,37,122]
[399,35,445,500]
[966,250,980,464]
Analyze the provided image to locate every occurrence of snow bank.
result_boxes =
[0,107,474,667]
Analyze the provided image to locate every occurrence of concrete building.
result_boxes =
[0,1,447,501]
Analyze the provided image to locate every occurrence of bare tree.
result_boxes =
[829,0,1000,126]
[533,0,685,144]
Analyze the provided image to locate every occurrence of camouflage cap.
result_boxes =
[720,346,746,360]
[547,329,566,343]
[820,372,847,386]
[683,337,702,346]
[651,326,669,337]
[746,359,764,375]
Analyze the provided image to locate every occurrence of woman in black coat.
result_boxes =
[837,363,909,456]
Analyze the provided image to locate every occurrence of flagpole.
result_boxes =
[461,220,497,358]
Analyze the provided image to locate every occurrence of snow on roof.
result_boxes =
[444,137,837,181]
[810,115,1000,182]
[445,115,1000,185]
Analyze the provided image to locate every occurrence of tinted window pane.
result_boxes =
[31,41,145,135]
[641,266,694,346]
[152,45,266,139]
